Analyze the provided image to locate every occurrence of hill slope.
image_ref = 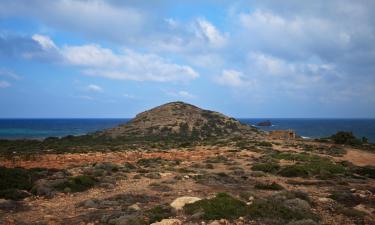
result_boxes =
[98,101,257,139]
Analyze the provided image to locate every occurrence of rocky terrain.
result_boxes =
[0,102,374,225]
[97,102,257,139]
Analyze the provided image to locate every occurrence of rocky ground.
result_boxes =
[0,137,374,225]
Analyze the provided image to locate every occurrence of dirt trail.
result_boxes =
[338,149,375,166]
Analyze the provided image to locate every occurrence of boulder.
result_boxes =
[170,196,201,210]
[151,219,182,225]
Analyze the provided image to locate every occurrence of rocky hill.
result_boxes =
[98,101,257,139]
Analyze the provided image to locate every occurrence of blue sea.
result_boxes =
[0,118,374,143]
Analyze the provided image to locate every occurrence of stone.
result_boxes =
[318,197,332,203]
[151,219,182,225]
[82,199,98,208]
[144,172,162,179]
[0,199,19,210]
[284,198,311,212]
[170,196,201,210]
[128,203,141,211]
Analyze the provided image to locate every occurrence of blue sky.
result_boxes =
[0,0,374,118]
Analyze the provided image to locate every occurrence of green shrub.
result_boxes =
[330,131,363,145]
[352,166,375,178]
[0,166,49,200]
[255,182,284,190]
[184,192,247,220]
[278,165,310,178]
[248,198,316,222]
[55,175,97,192]
[0,188,30,200]
[278,159,345,178]
[146,204,174,223]
[252,162,280,173]
[256,141,273,147]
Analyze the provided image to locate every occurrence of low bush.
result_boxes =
[55,175,97,192]
[255,182,284,190]
[146,204,174,223]
[0,166,51,200]
[330,131,363,145]
[184,192,247,220]
[252,162,280,173]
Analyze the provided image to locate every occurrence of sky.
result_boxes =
[0,0,375,118]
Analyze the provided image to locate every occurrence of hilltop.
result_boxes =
[97,101,258,139]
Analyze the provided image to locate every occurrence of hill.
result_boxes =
[98,101,257,140]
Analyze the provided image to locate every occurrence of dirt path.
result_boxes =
[338,149,375,166]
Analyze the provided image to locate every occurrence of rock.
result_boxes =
[284,198,311,212]
[144,172,162,179]
[32,178,66,197]
[82,199,98,208]
[170,196,201,210]
[52,171,67,179]
[318,197,333,203]
[256,120,272,126]
[128,203,141,211]
[94,162,119,172]
[100,200,119,207]
[151,219,182,225]
[354,204,373,214]
[207,220,230,225]
[109,215,145,225]
[0,199,19,210]
[99,183,115,189]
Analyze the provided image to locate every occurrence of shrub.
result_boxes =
[352,166,375,178]
[256,141,273,147]
[0,167,49,200]
[278,165,310,178]
[146,204,174,223]
[252,162,280,173]
[278,159,345,179]
[255,182,284,190]
[329,191,362,207]
[248,198,316,222]
[330,131,362,145]
[184,192,247,220]
[55,175,97,192]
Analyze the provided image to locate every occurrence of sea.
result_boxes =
[0,118,374,143]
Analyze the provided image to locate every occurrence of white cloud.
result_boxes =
[178,91,195,99]
[123,93,136,99]
[32,34,57,50]
[62,44,121,67]
[27,34,199,83]
[216,70,253,87]
[0,0,145,43]
[0,68,20,79]
[86,84,103,92]
[0,81,11,88]
[193,18,227,48]
[77,47,199,82]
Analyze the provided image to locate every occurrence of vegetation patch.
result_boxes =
[248,191,318,224]
[330,131,366,146]
[255,182,284,190]
[184,192,248,220]
[252,162,280,173]
[351,166,375,179]
[54,175,97,193]
[145,204,175,223]
[0,166,53,200]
